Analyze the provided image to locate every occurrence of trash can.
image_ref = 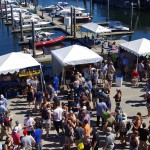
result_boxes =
[115,75,123,87]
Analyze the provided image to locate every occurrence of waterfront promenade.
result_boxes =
[0,79,148,150]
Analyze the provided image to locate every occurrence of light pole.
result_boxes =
[106,0,109,22]
[130,3,133,31]
[32,20,36,58]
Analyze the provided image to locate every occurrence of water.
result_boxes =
[0,0,150,55]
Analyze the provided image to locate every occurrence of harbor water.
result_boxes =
[0,0,150,55]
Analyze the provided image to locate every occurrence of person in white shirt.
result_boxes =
[138,60,144,81]
[23,114,35,136]
[53,103,64,137]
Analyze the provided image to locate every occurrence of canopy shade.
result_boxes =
[81,22,111,34]
[0,52,41,74]
[119,38,150,56]
[51,44,103,66]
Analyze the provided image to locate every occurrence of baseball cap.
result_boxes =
[23,129,28,135]
[82,106,87,110]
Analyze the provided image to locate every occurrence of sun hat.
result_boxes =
[106,127,112,134]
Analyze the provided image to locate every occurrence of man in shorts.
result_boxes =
[41,103,51,138]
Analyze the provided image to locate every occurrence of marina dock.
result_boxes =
[0,5,132,64]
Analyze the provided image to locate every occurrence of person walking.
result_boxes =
[26,84,34,109]
[138,123,149,150]
[130,131,140,150]
[33,124,43,150]
[34,88,43,111]
[91,83,99,110]
[96,98,107,127]
[53,102,64,137]
[0,113,9,140]
[145,91,150,117]
[23,113,35,136]
[91,128,100,150]
[21,129,36,150]
[41,103,51,138]
[53,74,59,95]
[103,127,115,150]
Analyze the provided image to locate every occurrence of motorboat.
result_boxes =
[13,14,50,29]
[60,12,92,23]
[52,6,85,16]
[109,21,129,31]
[35,35,66,47]
[41,2,68,12]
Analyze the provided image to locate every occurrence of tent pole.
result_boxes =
[40,66,44,93]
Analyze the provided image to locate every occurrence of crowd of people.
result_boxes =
[0,58,150,150]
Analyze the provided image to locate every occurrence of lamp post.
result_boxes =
[32,20,36,58]
[0,0,2,17]
[5,0,8,22]
[106,0,109,22]
[73,8,76,38]
[19,11,23,41]
[11,5,14,29]
[130,3,133,31]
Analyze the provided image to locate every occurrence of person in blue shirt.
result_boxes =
[0,95,8,107]
[47,84,55,102]
[53,74,59,95]
[34,88,43,111]
[96,98,107,127]
[33,125,43,150]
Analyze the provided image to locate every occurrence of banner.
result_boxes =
[19,69,41,77]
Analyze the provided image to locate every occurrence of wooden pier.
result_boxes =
[11,26,59,33]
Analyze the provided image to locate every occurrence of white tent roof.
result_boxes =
[51,44,103,66]
[119,38,150,56]
[81,22,111,34]
[0,52,40,74]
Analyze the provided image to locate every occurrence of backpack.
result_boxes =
[42,108,49,120]
[4,116,10,126]
[126,121,131,131]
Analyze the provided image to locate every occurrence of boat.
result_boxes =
[35,36,66,47]
[13,15,50,29]
[60,13,92,23]
[53,6,85,16]
[109,21,129,31]
[41,2,68,12]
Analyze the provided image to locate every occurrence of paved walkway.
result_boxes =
[0,79,149,150]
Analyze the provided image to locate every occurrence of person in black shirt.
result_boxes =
[138,123,149,150]
[92,128,100,150]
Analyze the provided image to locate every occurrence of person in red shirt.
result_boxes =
[12,127,21,148]
[131,69,139,87]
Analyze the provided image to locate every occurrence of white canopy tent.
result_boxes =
[119,38,150,69]
[81,22,111,34]
[0,52,41,74]
[119,38,150,56]
[51,45,103,82]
